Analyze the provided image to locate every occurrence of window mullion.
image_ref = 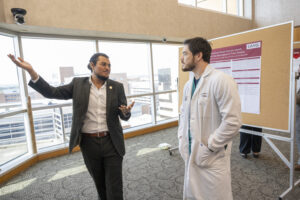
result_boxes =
[149,43,157,125]
[223,0,227,13]
[16,35,37,155]
[95,39,99,53]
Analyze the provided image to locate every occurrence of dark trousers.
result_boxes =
[80,134,123,200]
[239,125,262,154]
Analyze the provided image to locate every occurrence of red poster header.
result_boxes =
[294,48,300,59]
[210,41,262,63]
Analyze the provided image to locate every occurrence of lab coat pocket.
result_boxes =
[192,140,225,168]
[198,95,211,118]
[198,94,208,106]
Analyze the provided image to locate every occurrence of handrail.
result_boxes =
[0,90,177,119]
[0,109,27,118]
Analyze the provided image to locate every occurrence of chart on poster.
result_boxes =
[210,41,262,114]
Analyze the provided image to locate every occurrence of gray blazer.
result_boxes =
[29,76,130,156]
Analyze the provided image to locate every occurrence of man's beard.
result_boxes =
[182,63,196,72]
[182,57,196,72]
[96,74,109,81]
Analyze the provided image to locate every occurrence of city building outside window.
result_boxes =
[0,34,180,172]
[21,37,96,151]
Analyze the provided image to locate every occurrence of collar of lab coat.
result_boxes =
[190,65,214,99]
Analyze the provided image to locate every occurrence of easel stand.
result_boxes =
[240,127,300,199]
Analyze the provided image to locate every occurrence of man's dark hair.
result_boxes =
[183,37,212,63]
[87,53,109,72]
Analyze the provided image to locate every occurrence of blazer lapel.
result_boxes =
[82,78,91,112]
[106,79,113,114]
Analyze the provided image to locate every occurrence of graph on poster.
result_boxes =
[210,41,262,114]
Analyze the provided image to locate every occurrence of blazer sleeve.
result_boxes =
[118,83,131,121]
[28,76,73,100]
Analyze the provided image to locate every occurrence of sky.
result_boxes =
[0,35,181,87]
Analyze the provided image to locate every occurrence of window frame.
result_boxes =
[178,0,249,18]
[0,29,180,175]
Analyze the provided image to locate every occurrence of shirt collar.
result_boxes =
[89,76,107,88]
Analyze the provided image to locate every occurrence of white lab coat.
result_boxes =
[178,65,242,200]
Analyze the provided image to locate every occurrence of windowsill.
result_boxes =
[123,117,178,134]
[0,152,36,176]
[0,118,178,182]
[37,142,69,154]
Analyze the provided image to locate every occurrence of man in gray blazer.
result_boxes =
[8,53,134,200]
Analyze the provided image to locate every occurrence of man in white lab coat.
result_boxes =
[178,37,242,200]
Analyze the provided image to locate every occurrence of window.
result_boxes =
[0,31,180,174]
[178,0,246,17]
[98,41,152,96]
[0,34,29,168]
[156,93,178,122]
[21,38,96,106]
[62,106,72,141]
[122,97,153,129]
[152,44,181,92]
[0,113,28,166]
[32,109,61,150]
[197,0,224,13]
[178,0,196,6]
[0,35,22,114]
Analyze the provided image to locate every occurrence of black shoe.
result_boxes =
[240,153,247,158]
[253,152,259,158]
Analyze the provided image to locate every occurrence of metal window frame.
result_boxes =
[180,0,247,18]
[0,27,181,174]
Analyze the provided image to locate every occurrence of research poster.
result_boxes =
[210,41,262,114]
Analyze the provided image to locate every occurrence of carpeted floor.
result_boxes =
[0,127,300,200]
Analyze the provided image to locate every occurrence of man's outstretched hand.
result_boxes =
[7,54,38,80]
[8,54,33,71]
[119,101,135,115]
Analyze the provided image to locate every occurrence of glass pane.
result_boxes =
[33,109,65,150]
[0,35,22,114]
[156,92,178,122]
[227,0,238,15]
[152,44,181,92]
[98,41,152,96]
[122,97,153,129]
[178,0,196,6]
[22,38,96,107]
[0,113,28,166]
[62,106,72,141]
[197,0,224,13]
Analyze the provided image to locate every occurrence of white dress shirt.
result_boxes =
[31,76,109,134]
[81,77,109,133]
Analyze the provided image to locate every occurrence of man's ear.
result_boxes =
[90,62,95,71]
[195,52,203,62]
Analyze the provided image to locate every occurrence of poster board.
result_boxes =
[294,26,300,42]
[178,22,293,131]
